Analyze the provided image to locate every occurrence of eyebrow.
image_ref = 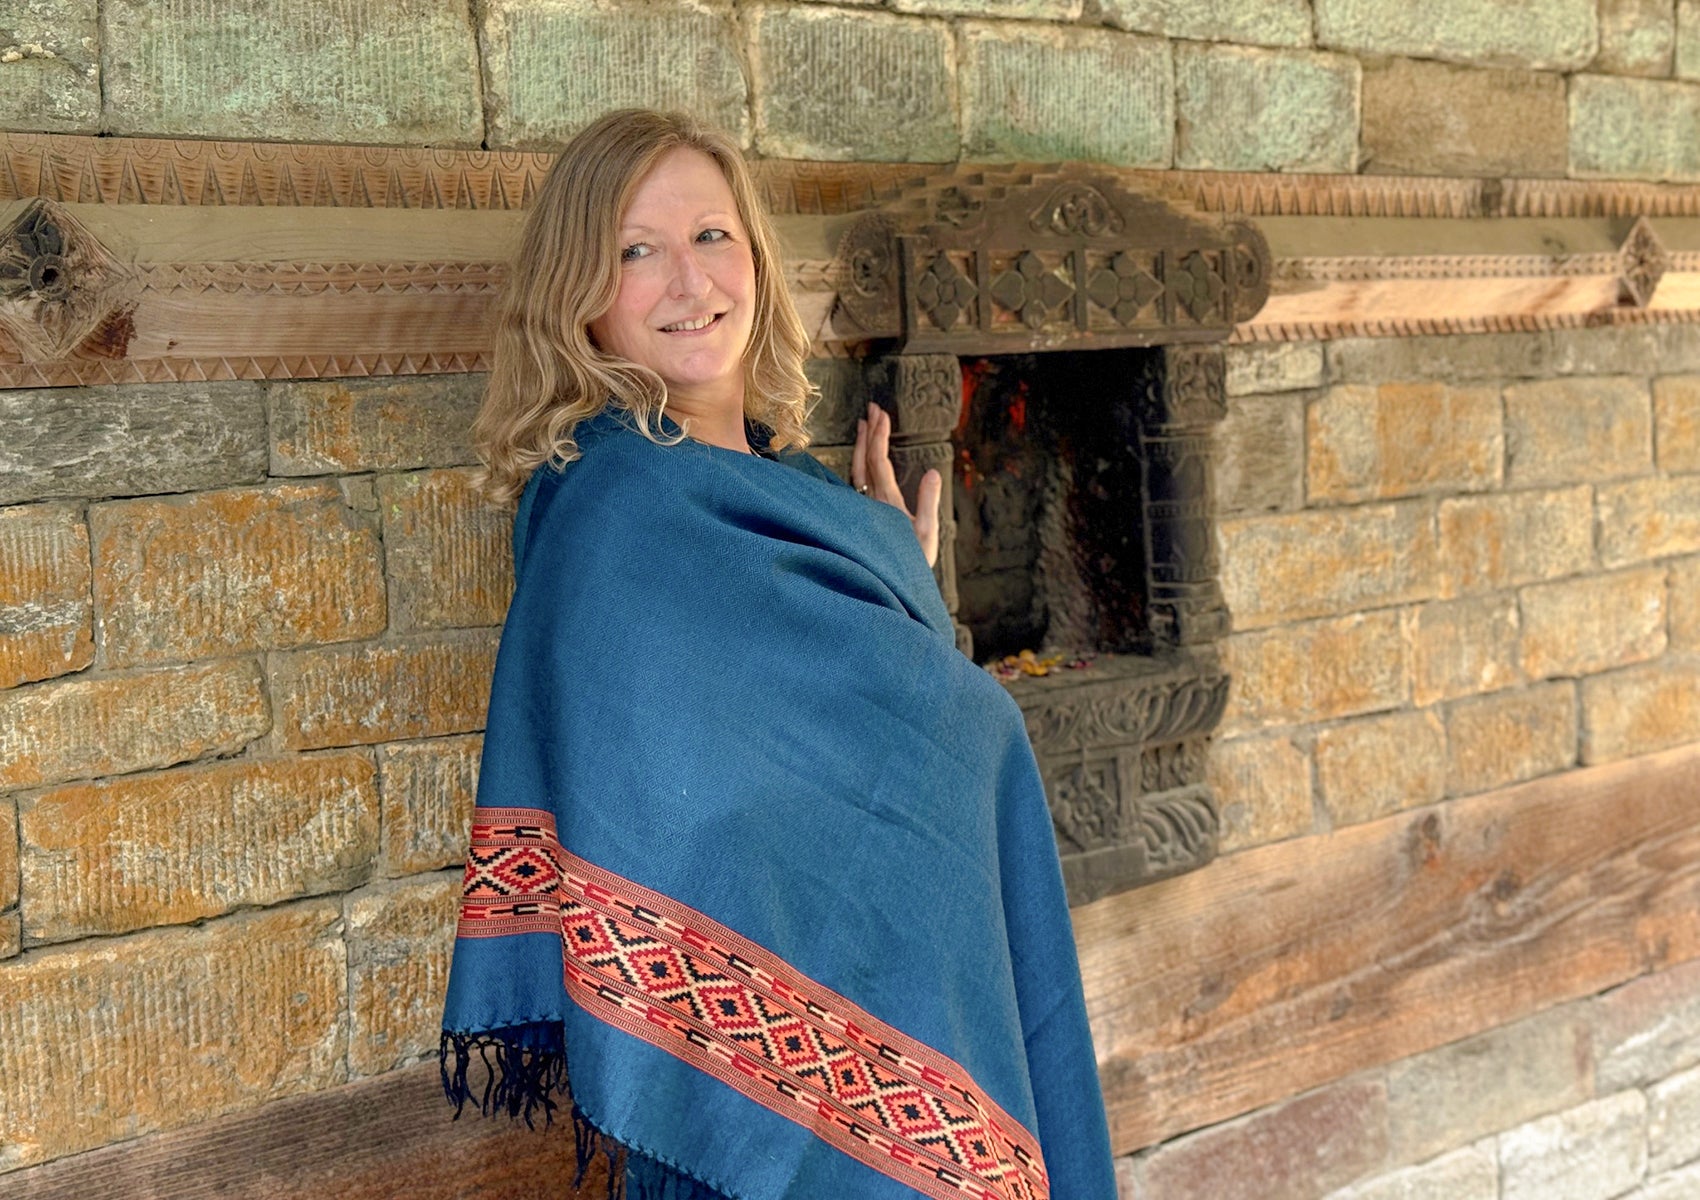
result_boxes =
[618,212,740,236]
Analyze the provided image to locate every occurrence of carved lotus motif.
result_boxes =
[1086,252,1163,325]
[1618,216,1667,309]
[914,252,976,331]
[0,198,130,360]
[989,252,1073,330]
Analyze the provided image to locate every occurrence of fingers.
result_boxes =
[915,468,943,567]
[867,404,902,504]
[852,412,868,492]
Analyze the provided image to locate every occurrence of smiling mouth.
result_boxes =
[659,313,723,333]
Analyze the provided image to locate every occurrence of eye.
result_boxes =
[696,228,730,245]
[619,243,652,263]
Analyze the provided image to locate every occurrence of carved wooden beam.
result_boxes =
[11,131,1700,389]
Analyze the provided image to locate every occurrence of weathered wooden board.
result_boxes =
[0,1061,597,1200]
[1074,741,1700,1153]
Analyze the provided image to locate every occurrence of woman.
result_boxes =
[441,108,1117,1200]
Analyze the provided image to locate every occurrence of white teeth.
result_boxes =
[660,314,716,332]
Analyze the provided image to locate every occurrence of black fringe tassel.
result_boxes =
[440,1030,732,1200]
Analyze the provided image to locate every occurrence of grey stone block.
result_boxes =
[102,0,483,144]
[1315,0,1597,70]
[1175,44,1359,173]
[0,0,99,133]
[1386,1007,1592,1165]
[1680,0,1700,78]
[480,0,749,149]
[1595,0,1675,76]
[1328,332,1556,384]
[1225,343,1326,397]
[890,0,1081,21]
[1593,959,1700,1091]
[1498,1090,1648,1200]
[1215,391,1305,515]
[1570,74,1700,182]
[0,382,267,505]
[752,5,957,162]
[1649,1062,1700,1174]
[1361,58,1567,177]
[1642,1161,1700,1200]
[960,22,1171,166]
[1098,0,1311,48]
[268,376,482,475]
[1322,1139,1498,1200]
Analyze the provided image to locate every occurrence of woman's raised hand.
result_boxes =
[853,401,943,568]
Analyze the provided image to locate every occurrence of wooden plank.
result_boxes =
[1073,741,1700,1153]
[0,1061,600,1200]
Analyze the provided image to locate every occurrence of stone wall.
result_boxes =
[6,0,1700,1195]
[10,0,1700,180]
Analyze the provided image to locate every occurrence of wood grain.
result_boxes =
[0,1061,599,1200]
[1074,741,1700,1153]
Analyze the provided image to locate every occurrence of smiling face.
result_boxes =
[589,147,758,420]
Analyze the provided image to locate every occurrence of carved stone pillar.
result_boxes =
[1140,344,1231,647]
[873,353,971,656]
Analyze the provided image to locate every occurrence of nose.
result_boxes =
[669,247,712,299]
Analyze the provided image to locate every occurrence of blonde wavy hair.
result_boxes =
[474,109,815,502]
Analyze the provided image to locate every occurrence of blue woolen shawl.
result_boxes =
[441,408,1116,1200]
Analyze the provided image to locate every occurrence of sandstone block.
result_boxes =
[103,0,482,144]
[1504,377,1652,487]
[1412,594,1521,706]
[480,0,747,149]
[1592,957,1700,1091]
[1206,735,1314,853]
[1,797,16,912]
[1438,486,1594,596]
[0,503,92,690]
[1643,1163,1700,1200]
[1682,0,1700,78]
[270,630,498,751]
[347,875,459,1076]
[0,911,16,959]
[1215,392,1304,515]
[0,383,266,506]
[1571,74,1700,182]
[267,376,482,475]
[1219,502,1437,631]
[1649,1062,1700,1173]
[378,470,515,631]
[1599,476,1700,566]
[1498,1090,1648,1200]
[1445,682,1577,796]
[91,484,386,667]
[752,7,956,162]
[1670,557,1700,650]
[959,23,1170,166]
[1315,0,1596,69]
[1097,0,1310,48]
[1222,611,1407,734]
[1329,332,1554,384]
[1322,1139,1498,1200]
[892,0,1080,20]
[1308,383,1503,504]
[1141,1079,1389,1200]
[1654,375,1700,473]
[377,734,481,876]
[0,902,345,1170]
[1519,568,1666,680]
[1361,58,1567,177]
[1224,343,1326,398]
[1583,656,1700,763]
[19,753,378,944]
[1596,0,1676,75]
[0,658,268,790]
[1175,44,1360,173]
[1315,710,1445,828]
[0,0,99,133]
[1656,323,1700,372]
[1385,1007,1590,1165]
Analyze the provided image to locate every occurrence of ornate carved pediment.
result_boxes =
[829,166,1271,353]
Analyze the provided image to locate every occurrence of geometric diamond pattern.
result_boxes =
[455,805,1052,1200]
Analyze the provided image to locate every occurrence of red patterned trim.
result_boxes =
[455,806,1050,1200]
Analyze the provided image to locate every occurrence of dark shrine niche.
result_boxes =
[815,166,1269,905]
